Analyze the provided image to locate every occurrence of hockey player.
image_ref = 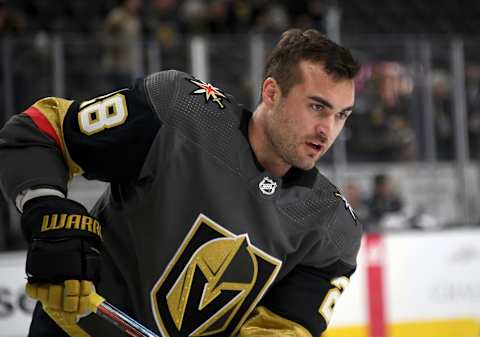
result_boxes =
[0,28,362,337]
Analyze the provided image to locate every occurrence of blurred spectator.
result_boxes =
[101,0,143,88]
[179,0,232,34]
[284,0,324,32]
[367,174,404,231]
[343,181,369,224]
[0,0,25,34]
[225,0,253,33]
[408,205,440,231]
[179,0,208,34]
[145,0,188,71]
[205,0,230,34]
[466,65,480,159]
[348,62,417,161]
[179,0,283,35]
[64,0,105,34]
[22,0,65,33]
[372,63,416,161]
[432,70,454,160]
[147,0,180,48]
[251,0,288,34]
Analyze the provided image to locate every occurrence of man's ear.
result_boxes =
[262,77,280,107]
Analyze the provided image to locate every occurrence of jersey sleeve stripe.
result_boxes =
[24,106,63,149]
[24,97,84,179]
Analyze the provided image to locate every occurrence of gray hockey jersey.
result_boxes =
[0,70,362,337]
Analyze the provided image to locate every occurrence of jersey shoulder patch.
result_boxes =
[186,77,230,109]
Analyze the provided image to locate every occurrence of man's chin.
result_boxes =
[293,159,316,171]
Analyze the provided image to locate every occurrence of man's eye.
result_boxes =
[337,110,352,120]
[311,104,325,112]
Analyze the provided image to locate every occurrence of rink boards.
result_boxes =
[1,229,480,337]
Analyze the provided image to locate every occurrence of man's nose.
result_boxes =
[315,115,335,139]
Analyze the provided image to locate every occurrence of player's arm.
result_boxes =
[239,194,362,337]
[239,261,355,337]
[0,72,172,321]
[0,77,163,203]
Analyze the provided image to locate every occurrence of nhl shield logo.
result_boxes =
[258,177,277,195]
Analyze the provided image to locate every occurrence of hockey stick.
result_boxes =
[90,293,160,337]
[42,292,160,337]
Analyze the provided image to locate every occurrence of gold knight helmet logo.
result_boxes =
[151,214,282,337]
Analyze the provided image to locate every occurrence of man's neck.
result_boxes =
[248,106,291,177]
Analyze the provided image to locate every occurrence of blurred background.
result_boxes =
[0,0,480,336]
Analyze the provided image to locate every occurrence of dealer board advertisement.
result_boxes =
[0,252,34,337]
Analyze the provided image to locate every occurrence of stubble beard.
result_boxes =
[266,107,317,171]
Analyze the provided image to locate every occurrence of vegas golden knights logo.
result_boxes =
[151,214,282,337]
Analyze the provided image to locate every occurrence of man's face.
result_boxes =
[264,60,355,171]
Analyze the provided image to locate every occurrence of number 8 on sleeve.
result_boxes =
[78,94,128,135]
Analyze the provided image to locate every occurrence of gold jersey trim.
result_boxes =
[238,306,313,337]
[32,97,84,179]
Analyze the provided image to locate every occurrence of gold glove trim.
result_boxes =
[26,282,106,337]
[238,306,313,337]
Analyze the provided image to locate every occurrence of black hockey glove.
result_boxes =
[21,196,102,284]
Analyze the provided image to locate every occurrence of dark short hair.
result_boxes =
[264,29,360,96]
